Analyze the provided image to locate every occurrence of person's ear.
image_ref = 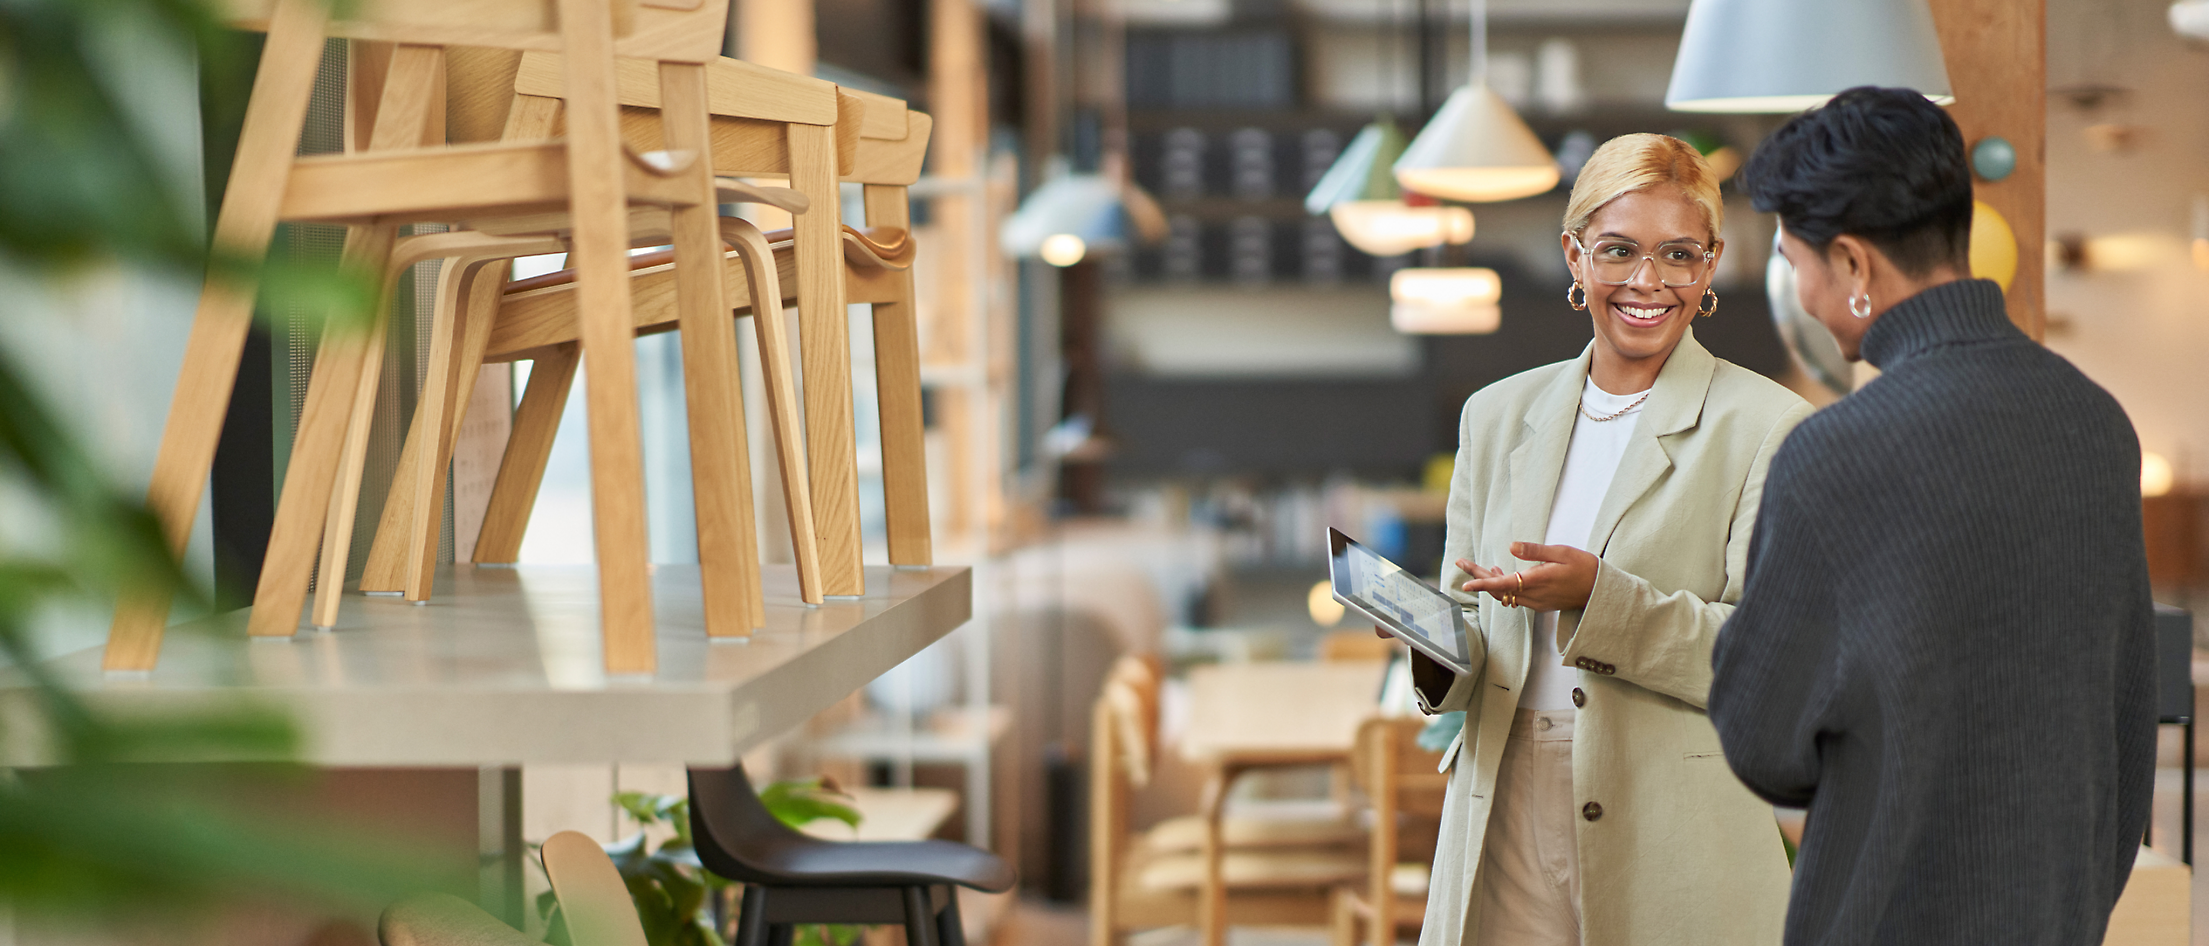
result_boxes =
[1560,231,1583,271]
[1829,235,1875,297]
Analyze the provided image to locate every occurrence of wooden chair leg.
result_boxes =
[249,222,401,637]
[1329,888,1357,946]
[103,0,330,670]
[554,0,655,674]
[308,299,391,629]
[395,257,508,601]
[471,343,578,563]
[861,184,930,568]
[787,121,864,597]
[662,61,763,635]
[721,217,823,605]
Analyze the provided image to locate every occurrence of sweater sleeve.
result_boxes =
[1707,437,1845,808]
[1413,396,1494,715]
[2109,571,2159,899]
[1555,401,1812,709]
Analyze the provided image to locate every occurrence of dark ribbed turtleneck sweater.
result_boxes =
[1709,279,2157,945]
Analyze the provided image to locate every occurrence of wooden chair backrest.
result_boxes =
[1349,716,1447,817]
[1090,659,1161,944]
[216,0,726,63]
[540,831,652,946]
[844,102,931,187]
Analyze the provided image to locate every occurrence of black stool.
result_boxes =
[688,765,1017,946]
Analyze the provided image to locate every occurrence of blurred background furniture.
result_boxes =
[1089,657,1365,946]
[1176,659,1391,946]
[689,764,1016,946]
[1330,717,1446,946]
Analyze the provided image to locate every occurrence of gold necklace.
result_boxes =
[1578,390,1651,422]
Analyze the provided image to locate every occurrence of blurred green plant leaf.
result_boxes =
[758,777,860,831]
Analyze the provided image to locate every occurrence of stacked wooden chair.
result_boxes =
[356,77,933,625]
[105,0,740,674]
[104,0,940,675]
[1328,717,1446,946]
[347,52,851,635]
[1088,657,1366,946]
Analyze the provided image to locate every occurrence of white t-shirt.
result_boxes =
[1519,378,1647,710]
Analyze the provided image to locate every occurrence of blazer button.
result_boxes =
[1600,663,1617,675]
[1582,801,1603,822]
[1574,658,1592,670]
[1571,687,1585,708]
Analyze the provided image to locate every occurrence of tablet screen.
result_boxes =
[1331,532,1468,665]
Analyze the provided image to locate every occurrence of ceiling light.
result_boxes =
[1001,172,1128,263]
[2174,0,2209,40]
[1328,202,1475,257]
[1390,268,1501,335]
[2143,452,2175,498]
[1665,0,1954,113]
[1307,119,1478,256]
[1391,0,1559,202]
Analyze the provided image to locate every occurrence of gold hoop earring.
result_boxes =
[1566,283,1588,310]
[1698,288,1718,318]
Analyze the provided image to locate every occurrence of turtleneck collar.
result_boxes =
[1858,278,2020,371]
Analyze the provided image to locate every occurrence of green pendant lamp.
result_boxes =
[1307,118,1475,256]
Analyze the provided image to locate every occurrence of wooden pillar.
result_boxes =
[931,0,986,540]
[735,0,814,77]
[1928,0,2046,341]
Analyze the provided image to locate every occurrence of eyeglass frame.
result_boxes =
[1565,232,1722,288]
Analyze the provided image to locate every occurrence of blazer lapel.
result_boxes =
[1498,348,1588,684]
[1587,330,1717,556]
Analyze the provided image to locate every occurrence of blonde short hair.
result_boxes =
[1562,134,1724,242]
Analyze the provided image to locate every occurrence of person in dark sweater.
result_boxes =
[1710,87,2158,945]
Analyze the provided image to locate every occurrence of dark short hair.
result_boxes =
[1738,86,1973,277]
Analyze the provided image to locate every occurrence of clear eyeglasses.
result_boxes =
[1567,233,1718,287]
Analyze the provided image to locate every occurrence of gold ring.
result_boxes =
[1515,572,1526,594]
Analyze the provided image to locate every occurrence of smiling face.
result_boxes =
[1561,184,1723,392]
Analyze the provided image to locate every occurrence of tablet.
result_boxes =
[1328,528,1473,674]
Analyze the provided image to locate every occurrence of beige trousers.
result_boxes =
[1472,708,1580,946]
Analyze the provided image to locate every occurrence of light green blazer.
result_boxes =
[1416,331,1812,946]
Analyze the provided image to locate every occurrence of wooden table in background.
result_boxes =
[1178,660,1390,946]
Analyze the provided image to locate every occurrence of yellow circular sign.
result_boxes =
[1969,199,2018,292]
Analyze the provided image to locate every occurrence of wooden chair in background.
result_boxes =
[1329,717,1446,946]
[103,0,733,674]
[1089,657,1365,946]
[351,53,845,635]
[443,93,932,601]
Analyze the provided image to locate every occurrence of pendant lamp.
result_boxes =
[1392,0,1559,202]
[1390,267,1501,335]
[1665,0,1953,113]
[1001,170,1129,267]
[1307,119,1475,256]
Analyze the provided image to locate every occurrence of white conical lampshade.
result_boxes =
[1392,85,1560,203]
[1665,0,1953,113]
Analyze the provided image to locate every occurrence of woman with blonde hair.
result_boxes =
[1408,133,1808,946]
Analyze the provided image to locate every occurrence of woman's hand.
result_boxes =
[1457,542,1599,612]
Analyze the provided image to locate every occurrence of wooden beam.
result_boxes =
[1929,0,2046,340]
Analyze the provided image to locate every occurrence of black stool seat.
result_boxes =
[688,764,1017,946]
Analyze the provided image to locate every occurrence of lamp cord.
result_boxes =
[1469,0,1487,89]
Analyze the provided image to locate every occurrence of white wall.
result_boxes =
[2042,0,2209,486]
